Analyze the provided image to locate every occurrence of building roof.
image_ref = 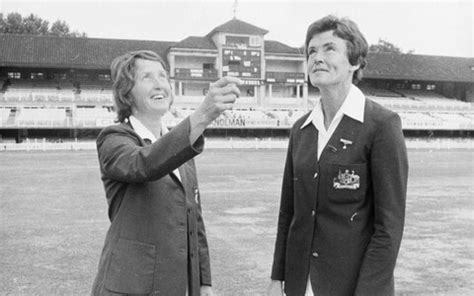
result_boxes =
[265,40,303,55]
[0,33,473,83]
[364,52,474,82]
[171,36,216,50]
[0,34,175,69]
[207,18,268,36]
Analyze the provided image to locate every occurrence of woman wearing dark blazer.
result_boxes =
[268,16,408,296]
[91,50,241,296]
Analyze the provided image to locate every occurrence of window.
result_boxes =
[30,72,45,79]
[98,74,111,81]
[426,84,436,90]
[411,84,421,90]
[54,73,67,80]
[8,72,21,79]
[395,83,405,89]
[203,63,214,70]
[226,35,249,46]
[76,73,89,80]
[249,36,261,46]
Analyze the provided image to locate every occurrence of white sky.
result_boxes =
[1,0,473,57]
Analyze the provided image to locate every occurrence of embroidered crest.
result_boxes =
[333,169,360,189]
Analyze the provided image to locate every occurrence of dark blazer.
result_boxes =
[271,99,408,296]
[92,117,211,296]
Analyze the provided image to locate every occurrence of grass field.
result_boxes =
[0,148,473,295]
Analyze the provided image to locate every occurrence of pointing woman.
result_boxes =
[92,50,241,296]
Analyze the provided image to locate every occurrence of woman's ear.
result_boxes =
[350,64,361,72]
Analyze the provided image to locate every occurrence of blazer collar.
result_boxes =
[128,116,183,186]
[318,115,362,163]
[128,115,169,142]
[301,84,366,130]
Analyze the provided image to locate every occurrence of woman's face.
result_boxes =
[130,58,172,119]
[307,30,358,89]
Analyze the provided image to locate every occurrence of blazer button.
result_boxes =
[313,172,318,179]
[311,210,316,217]
[312,252,319,258]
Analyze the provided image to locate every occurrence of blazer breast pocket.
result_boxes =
[327,163,367,203]
[104,238,155,294]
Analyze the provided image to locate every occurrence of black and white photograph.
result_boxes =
[0,0,473,295]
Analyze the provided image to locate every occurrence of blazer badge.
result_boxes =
[333,169,360,189]
[340,138,353,149]
[194,188,200,204]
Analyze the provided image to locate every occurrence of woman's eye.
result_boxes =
[142,73,166,81]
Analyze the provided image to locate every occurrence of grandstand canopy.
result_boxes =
[0,34,175,69]
[1,15,473,83]
[265,40,303,56]
[364,53,474,83]
[172,36,216,50]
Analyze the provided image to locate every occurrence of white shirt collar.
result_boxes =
[301,84,365,129]
[128,115,168,142]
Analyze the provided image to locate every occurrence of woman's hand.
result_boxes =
[200,285,214,296]
[267,280,284,296]
[189,76,242,143]
[192,76,242,124]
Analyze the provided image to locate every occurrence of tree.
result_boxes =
[0,12,86,37]
[50,20,70,36]
[0,13,5,32]
[23,13,49,35]
[369,38,414,54]
[4,12,23,34]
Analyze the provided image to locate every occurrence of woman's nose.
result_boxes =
[311,52,323,64]
[151,76,166,88]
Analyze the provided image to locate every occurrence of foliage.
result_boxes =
[0,12,86,37]
[369,38,414,54]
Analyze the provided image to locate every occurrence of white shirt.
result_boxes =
[300,84,365,295]
[129,115,181,182]
[300,84,366,161]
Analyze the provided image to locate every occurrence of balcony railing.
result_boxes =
[266,72,305,84]
[174,68,218,80]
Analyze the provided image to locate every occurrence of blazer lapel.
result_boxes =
[141,135,185,192]
[176,166,186,191]
[319,115,361,164]
[297,123,319,209]
[298,122,319,176]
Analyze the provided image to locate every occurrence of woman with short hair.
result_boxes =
[268,15,408,296]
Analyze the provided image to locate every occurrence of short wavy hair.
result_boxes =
[305,15,368,83]
[110,50,170,123]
